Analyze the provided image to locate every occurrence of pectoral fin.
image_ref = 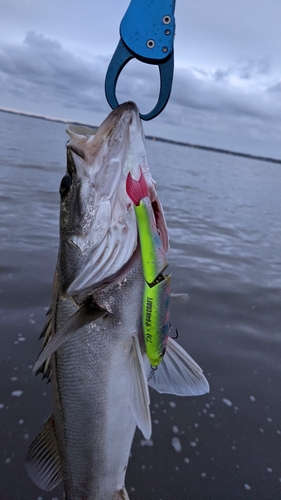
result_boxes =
[25,414,62,491]
[128,336,151,440]
[33,302,107,373]
[147,337,210,396]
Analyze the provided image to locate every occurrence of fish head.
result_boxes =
[58,101,168,296]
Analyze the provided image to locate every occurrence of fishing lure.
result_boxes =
[126,169,171,367]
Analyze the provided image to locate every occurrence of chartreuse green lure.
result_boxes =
[126,169,171,368]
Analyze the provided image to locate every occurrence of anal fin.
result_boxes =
[25,413,62,491]
[147,337,210,396]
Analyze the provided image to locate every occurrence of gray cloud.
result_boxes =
[0,32,280,157]
[0,32,108,115]
[268,82,281,94]
[171,64,280,122]
[236,57,271,80]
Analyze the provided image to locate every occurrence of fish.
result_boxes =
[25,101,209,500]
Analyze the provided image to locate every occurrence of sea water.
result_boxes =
[0,110,281,500]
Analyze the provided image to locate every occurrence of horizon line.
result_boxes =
[1,106,280,165]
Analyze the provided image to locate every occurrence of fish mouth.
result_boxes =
[67,102,143,159]
[64,102,167,296]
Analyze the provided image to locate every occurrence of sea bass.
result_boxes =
[26,102,209,499]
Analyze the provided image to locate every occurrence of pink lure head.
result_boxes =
[126,168,149,206]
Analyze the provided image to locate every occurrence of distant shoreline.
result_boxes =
[1,107,280,165]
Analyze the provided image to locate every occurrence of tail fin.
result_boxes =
[147,337,209,396]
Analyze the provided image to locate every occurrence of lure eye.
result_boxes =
[60,173,72,196]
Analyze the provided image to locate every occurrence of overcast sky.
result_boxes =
[0,0,280,157]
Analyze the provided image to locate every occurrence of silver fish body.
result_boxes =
[26,102,209,499]
[52,262,144,499]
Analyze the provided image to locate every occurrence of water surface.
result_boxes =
[0,111,281,500]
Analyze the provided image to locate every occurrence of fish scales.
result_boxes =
[53,263,143,498]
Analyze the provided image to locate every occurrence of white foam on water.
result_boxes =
[171,437,182,452]
[222,398,233,407]
[267,467,273,473]
[11,377,17,381]
[140,439,154,447]
[244,484,251,490]
[169,401,176,408]
[249,395,256,402]
[190,441,197,447]
[11,390,23,397]
[209,413,215,418]
[184,458,190,464]
[0,404,4,410]
[172,425,179,434]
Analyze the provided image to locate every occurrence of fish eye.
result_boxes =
[59,173,72,196]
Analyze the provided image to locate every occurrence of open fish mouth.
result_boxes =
[61,102,168,296]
